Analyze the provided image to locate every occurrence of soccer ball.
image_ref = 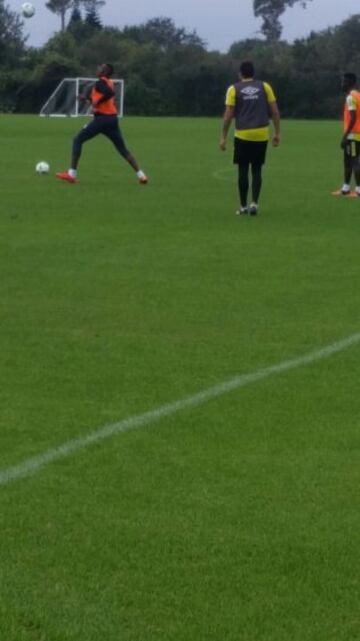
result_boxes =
[21,2,35,18]
[36,161,50,175]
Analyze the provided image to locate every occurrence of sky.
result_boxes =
[10,0,359,51]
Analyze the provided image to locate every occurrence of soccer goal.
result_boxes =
[39,78,124,117]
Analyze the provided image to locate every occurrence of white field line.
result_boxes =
[212,167,235,182]
[1,332,359,487]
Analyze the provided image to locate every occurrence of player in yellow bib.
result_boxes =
[220,60,280,215]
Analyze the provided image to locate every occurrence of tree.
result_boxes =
[81,0,105,11]
[0,0,26,65]
[0,0,27,111]
[68,0,82,27]
[122,17,205,51]
[81,0,104,27]
[253,0,313,41]
[84,5,102,29]
[46,0,74,31]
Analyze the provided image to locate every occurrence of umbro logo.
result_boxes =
[241,86,260,96]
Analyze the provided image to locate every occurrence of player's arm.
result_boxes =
[264,83,280,147]
[92,79,115,107]
[220,106,235,150]
[342,96,357,148]
[77,85,93,103]
[77,91,91,103]
[220,86,235,151]
[269,101,281,147]
[342,111,356,147]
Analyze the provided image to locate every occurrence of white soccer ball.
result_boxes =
[21,2,35,18]
[36,161,50,175]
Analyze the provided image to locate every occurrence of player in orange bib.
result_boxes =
[56,63,148,185]
[332,72,360,197]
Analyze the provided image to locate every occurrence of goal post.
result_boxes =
[39,78,124,117]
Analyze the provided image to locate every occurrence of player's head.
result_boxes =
[97,63,114,78]
[240,60,255,79]
[342,72,357,92]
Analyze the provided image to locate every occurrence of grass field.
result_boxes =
[0,115,359,641]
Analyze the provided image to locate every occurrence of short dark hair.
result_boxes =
[104,63,114,77]
[343,72,357,87]
[240,60,254,78]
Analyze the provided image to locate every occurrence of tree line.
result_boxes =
[0,0,359,118]
[45,0,314,43]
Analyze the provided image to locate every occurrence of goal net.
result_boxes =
[39,78,124,117]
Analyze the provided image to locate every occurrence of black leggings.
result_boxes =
[344,141,360,185]
[238,162,263,207]
[72,115,129,159]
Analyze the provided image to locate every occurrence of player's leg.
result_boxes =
[71,119,103,169]
[251,163,263,206]
[233,138,250,214]
[103,117,148,184]
[249,142,268,215]
[332,142,356,195]
[56,118,102,183]
[237,162,250,213]
[353,142,360,196]
[342,142,353,194]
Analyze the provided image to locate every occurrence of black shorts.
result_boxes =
[344,139,360,161]
[74,114,129,157]
[233,138,268,166]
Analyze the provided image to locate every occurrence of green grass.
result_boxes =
[0,115,359,641]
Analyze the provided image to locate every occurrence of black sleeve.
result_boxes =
[94,79,115,104]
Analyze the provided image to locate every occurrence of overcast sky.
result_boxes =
[11,0,359,51]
